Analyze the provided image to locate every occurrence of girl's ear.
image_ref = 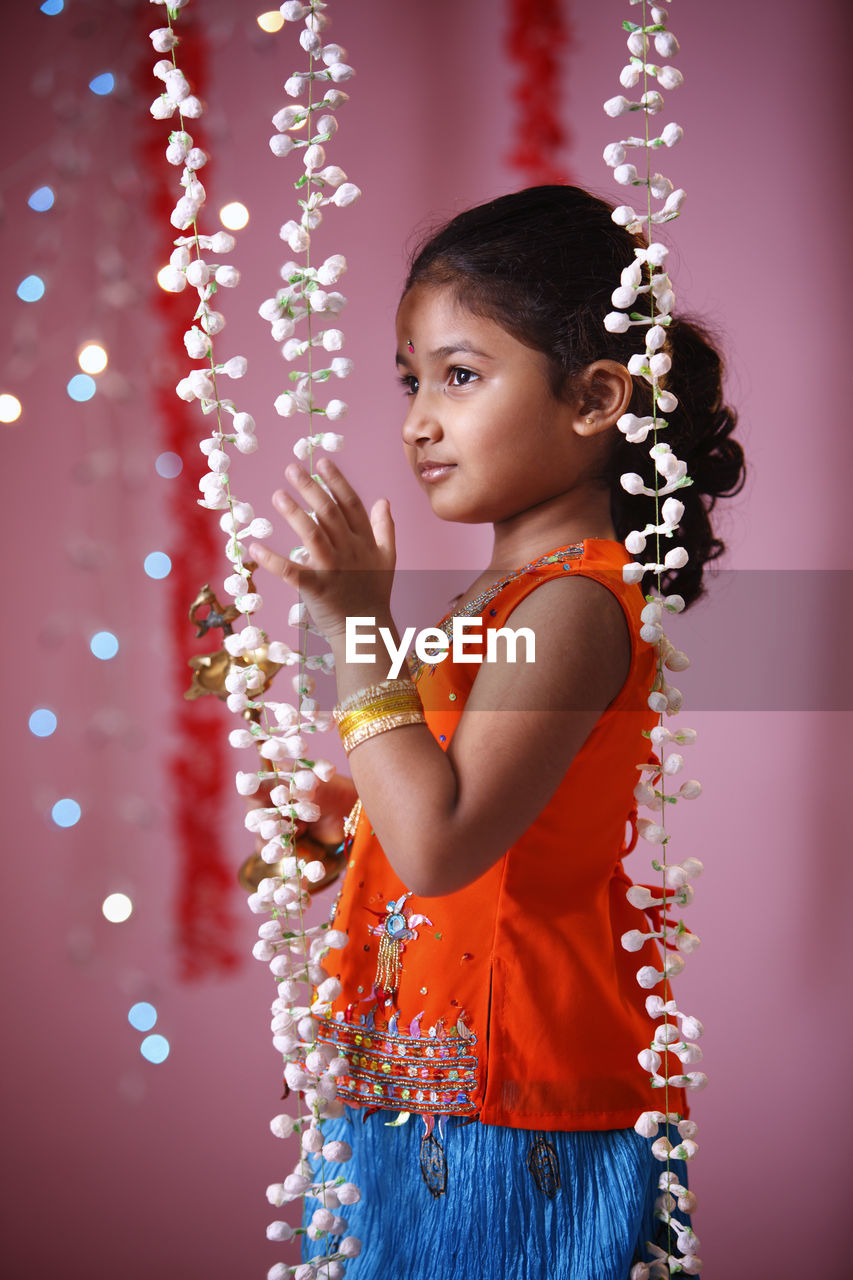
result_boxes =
[573,360,633,436]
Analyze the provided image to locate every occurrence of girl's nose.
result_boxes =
[401,390,442,447]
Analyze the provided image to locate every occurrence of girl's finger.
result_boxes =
[315,457,376,540]
[272,487,335,564]
[249,539,306,586]
[285,463,353,544]
[370,497,396,564]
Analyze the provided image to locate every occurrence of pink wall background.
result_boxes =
[3,0,851,1275]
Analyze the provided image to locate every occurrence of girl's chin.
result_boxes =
[423,492,495,525]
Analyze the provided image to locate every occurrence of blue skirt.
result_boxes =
[303,1110,689,1279]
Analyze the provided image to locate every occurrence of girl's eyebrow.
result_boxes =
[395,341,492,367]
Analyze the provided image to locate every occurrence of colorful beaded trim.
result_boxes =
[409,542,585,680]
[314,1014,480,1117]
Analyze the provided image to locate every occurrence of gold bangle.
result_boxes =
[333,678,421,719]
[336,692,422,735]
[332,679,425,755]
[338,708,425,755]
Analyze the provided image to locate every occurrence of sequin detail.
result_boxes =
[368,894,432,995]
[314,1015,479,1117]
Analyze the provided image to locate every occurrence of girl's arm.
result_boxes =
[251,459,630,897]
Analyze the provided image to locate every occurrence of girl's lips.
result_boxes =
[418,461,456,483]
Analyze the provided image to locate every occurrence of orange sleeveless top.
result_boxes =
[315,539,687,1130]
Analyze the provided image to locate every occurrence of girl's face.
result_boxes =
[395,284,594,527]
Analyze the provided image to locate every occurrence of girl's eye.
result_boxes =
[449,366,477,387]
[399,374,419,396]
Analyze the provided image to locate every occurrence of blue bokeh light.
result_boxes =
[89,73,115,96]
[52,798,81,828]
[67,374,96,402]
[28,186,55,212]
[29,708,57,737]
[144,552,172,580]
[90,631,119,660]
[140,1035,170,1064]
[17,275,46,302]
[128,1002,158,1032]
[40,0,64,13]
[155,451,183,479]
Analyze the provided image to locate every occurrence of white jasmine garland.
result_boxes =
[151,1,360,1267]
[604,3,702,1276]
[257,2,365,1268]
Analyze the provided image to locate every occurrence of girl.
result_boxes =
[251,185,745,1279]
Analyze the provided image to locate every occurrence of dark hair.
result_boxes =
[404,185,746,609]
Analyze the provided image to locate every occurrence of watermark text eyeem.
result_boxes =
[345,616,536,678]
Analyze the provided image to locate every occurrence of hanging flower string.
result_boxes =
[148,1,361,1275]
[603,3,706,1277]
[258,4,364,1277]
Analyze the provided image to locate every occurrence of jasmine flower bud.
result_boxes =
[331,182,361,207]
[649,173,673,200]
[150,96,176,121]
[611,284,638,308]
[199,309,226,336]
[641,91,664,113]
[657,66,684,91]
[604,94,632,117]
[149,27,177,52]
[303,143,326,172]
[614,163,640,185]
[280,219,310,252]
[299,28,323,55]
[285,73,308,98]
[185,259,210,288]
[604,311,631,333]
[209,231,235,253]
[317,164,347,188]
[165,138,188,165]
[328,62,354,82]
[159,265,187,293]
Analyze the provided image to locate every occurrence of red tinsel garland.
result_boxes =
[136,8,240,980]
[505,0,573,186]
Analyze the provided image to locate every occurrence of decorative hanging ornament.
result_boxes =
[368,893,433,995]
[147,0,363,1271]
[603,4,706,1278]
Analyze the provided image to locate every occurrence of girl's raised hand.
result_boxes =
[249,456,396,643]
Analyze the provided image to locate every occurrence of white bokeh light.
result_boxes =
[102,893,133,923]
[219,201,249,230]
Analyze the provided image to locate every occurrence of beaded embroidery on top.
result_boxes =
[314,1014,480,1117]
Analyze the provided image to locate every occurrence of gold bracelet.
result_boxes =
[333,678,421,718]
[336,691,422,735]
[338,708,425,755]
[332,679,425,755]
